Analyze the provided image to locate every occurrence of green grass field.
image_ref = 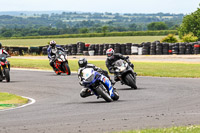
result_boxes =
[1,36,167,47]
[116,125,200,133]
[8,58,200,78]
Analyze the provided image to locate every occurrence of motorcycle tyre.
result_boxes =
[125,73,137,89]
[4,68,10,82]
[64,62,71,75]
[112,90,119,101]
[96,86,113,102]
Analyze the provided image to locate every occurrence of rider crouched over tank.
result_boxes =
[77,58,119,101]
[47,40,65,73]
[106,48,134,82]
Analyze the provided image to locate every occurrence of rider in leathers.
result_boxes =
[105,48,134,82]
[0,43,10,70]
[47,40,65,73]
[78,57,115,98]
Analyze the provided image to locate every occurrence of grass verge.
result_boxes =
[0,92,28,109]
[116,125,200,133]
[8,58,200,78]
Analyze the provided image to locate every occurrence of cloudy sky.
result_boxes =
[1,0,199,14]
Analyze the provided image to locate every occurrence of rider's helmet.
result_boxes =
[50,40,56,49]
[0,42,2,49]
[106,48,114,59]
[78,58,87,68]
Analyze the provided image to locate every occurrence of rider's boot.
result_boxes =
[80,88,94,98]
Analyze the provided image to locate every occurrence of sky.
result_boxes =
[1,0,200,14]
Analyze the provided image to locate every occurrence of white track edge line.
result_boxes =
[0,96,36,112]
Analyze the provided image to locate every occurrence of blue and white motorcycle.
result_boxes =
[78,68,119,102]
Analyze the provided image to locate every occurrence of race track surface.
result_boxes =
[0,70,200,133]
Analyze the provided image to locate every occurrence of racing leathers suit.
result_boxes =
[106,53,134,81]
[78,63,115,98]
[47,45,64,71]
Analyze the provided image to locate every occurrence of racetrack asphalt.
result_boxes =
[0,69,200,133]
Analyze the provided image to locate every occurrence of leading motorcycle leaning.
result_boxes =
[112,58,137,89]
[0,54,10,82]
[51,48,71,75]
[78,67,119,102]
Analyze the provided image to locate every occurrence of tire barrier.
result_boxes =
[77,42,85,55]
[3,41,200,56]
[142,42,150,55]
[156,42,163,55]
[194,43,200,54]
[150,42,156,55]
[172,43,179,54]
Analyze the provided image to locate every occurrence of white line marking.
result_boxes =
[0,96,36,112]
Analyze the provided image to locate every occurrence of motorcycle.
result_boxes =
[113,59,137,89]
[52,49,71,75]
[0,54,10,82]
[79,68,119,102]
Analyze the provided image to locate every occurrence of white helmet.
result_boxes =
[50,40,56,48]
[106,48,114,59]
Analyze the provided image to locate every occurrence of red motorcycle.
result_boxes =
[52,49,71,75]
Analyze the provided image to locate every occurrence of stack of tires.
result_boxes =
[193,43,200,54]
[150,42,156,55]
[120,44,126,55]
[98,44,104,55]
[29,47,40,55]
[179,43,186,55]
[66,44,72,55]
[42,46,48,55]
[125,43,132,55]
[94,44,99,55]
[142,42,150,55]
[77,42,85,55]
[185,43,192,54]
[172,43,179,54]
[109,44,114,49]
[162,43,169,55]
[156,43,163,55]
[168,43,173,55]
[19,47,29,55]
[71,44,77,55]
[83,43,90,56]
[103,44,109,55]
[114,43,121,54]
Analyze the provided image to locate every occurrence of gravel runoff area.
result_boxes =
[10,55,200,62]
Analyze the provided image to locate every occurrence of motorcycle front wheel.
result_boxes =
[125,73,137,89]
[63,62,71,75]
[4,68,10,82]
[96,85,113,102]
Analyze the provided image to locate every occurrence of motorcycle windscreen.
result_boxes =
[82,68,95,82]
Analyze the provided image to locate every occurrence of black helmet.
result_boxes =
[78,58,87,68]
[0,43,2,49]
[50,40,56,48]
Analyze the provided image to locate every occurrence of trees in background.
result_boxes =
[147,22,168,30]
[178,5,200,39]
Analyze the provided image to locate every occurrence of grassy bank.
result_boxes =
[116,125,200,133]
[0,92,28,109]
[1,36,167,47]
[8,58,200,78]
